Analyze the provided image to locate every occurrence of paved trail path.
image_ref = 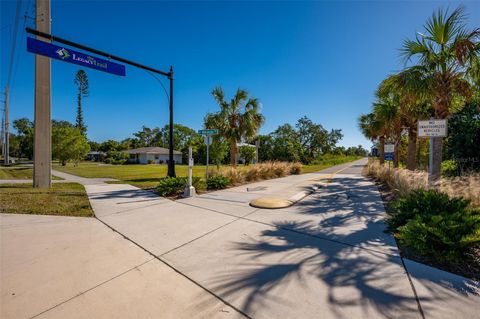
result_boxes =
[2,158,479,318]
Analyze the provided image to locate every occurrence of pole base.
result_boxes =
[182,186,196,198]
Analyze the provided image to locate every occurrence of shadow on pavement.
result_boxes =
[204,176,477,318]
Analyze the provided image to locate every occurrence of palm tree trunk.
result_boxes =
[406,128,416,170]
[379,136,385,165]
[230,140,238,167]
[393,140,399,168]
[430,136,443,182]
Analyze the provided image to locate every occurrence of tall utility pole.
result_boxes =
[33,0,51,188]
[167,66,176,177]
[4,87,9,165]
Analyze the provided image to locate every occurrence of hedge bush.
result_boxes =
[207,175,230,190]
[156,177,206,197]
[387,189,480,263]
[157,177,186,196]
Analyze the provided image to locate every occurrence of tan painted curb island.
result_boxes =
[250,184,321,209]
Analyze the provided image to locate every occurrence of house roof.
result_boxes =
[125,147,182,155]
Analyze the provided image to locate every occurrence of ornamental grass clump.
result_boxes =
[217,161,302,184]
[364,160,479,207]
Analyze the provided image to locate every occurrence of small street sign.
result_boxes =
[384,153,394,161]
[27,37,126,76]
[204,135,212,146]
[198,129,218,135]
[384,144,394,153]
[418,119,447,137]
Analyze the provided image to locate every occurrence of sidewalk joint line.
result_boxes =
[30,258,156,319]
[92,216,253,319]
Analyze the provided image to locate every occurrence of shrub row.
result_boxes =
[156,177,205,197]
[387,189,480,264]
[156,161,303,196]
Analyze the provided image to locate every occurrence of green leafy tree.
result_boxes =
[159,124,202,163]
[99,140,121,153]
[74,70,89,136]
[238,145,256,165]
[209,137,229,168]
[358,112,385,164]
[253,135,274,162]
[444,101,480,172]
[401,6,480,180]
[205,87,265,167]
[133,126,160,147]
[296,116,328,163]
[12,118,34,159]
[270,124,303,162]
[52,126,90,166]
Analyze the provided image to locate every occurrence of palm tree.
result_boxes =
[379,73,431,170]
[74,70,89,136]
[358,113,383,163]
[401,6,480,180]
[205,87,265,167]
[373,93,403,167]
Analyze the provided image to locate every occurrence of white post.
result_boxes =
[183,146,196,197]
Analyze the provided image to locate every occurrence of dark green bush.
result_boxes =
[157,177,186,196]
[207,175,230,190]
[387,189,480,263]
[441,160,458,177]
[387,189,470,231]
[191,177,206,191]
[397,208,480,262]
[156,177,206,196]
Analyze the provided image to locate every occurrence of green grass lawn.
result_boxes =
[0,166,63,180]
[0,166,34,179]
[53,156,362,189]
[53,163,226,189]
[0,183,93,217]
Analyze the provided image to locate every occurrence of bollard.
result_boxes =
[183,146,196,197]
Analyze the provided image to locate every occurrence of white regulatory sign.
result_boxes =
[204,135,212,146]
[418,119,447,137]
[384,144,394,153]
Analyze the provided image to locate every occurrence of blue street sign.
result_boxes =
[198,129,218,135]
[27,37,126,76]
[384,152,394,161]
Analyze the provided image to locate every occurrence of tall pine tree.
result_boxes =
[74,70,89,136]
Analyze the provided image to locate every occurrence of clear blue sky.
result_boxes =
[1,0,479,148]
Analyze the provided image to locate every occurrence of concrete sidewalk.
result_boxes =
[2,158,479,318]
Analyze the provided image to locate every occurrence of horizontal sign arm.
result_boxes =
[26,27,171,78]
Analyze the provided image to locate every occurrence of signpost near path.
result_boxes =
[26,5,176,187]
[384,143,394,165]
[198,129,218,180]
[418,119,448,186]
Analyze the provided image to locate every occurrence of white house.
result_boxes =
[125,147,183,164]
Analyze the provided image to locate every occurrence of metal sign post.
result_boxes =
[199,129,217,180]
[26,26,177,182]
[418,119,447,186]
[205,135,211,179]
[384,143,394,166]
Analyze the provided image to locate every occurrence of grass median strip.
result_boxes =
[0,166,63,180]
[0,183,93,217]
